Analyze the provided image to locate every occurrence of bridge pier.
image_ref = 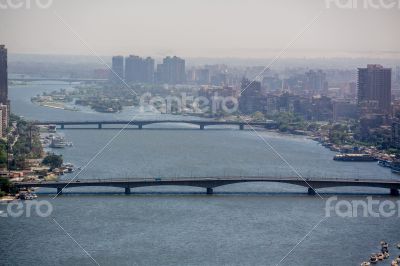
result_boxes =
[138,124,143,130]
[98,123,102,129]
[60,124,65,129]
[200,125,205,130]
[308,187,316,196]
[125,187,131,195]
[57,187,63,195]
[206,188,213,195]
[390,188,399,196]
[239,124,244,130]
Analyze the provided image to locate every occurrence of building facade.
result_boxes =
[156,56,185,84]
[239,78,265,114]
[0,45,9,138]
[110,56,124,83]
[357,64,392,116]
[125,55,154,83]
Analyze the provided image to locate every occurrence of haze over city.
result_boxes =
[1,0,400,58]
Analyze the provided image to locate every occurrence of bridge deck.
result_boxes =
[14,177,400,195]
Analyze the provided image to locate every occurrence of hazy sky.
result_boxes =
[1,0,400,58]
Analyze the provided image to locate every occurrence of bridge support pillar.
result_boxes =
[200,125,205,130]
[57,187,63,195]
[308,187,316,196]
[138,124,143,130]
[60,124,65,129]
[98,123,102,129]
[206,188,213,195]
[125,187,131,195]
[390,189,399,196]
[239,124,244,130]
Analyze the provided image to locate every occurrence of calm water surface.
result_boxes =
[1,83,399,266]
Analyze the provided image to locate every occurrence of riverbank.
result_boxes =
[0,195,17,203]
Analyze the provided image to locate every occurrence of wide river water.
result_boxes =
[1,82,399,266]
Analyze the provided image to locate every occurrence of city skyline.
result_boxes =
[3,1,400,265]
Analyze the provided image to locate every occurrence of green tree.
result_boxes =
[43,154,63,169]
[0,139,7,168]
[0,177,15,194]
[252,111,265,122]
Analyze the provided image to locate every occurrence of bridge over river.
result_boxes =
[33,120,278,130]
[14,176,400,196]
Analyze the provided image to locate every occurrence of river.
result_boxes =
[1,82,399,266]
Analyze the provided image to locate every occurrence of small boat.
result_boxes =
[370,254,378,264]
[392,260,398,266]
[378,160,392,168]
[361,262,371,266]
[19,193,34,200]
[397,243,400,249]
[377,253,385,260]
[381,241,389,253]
[50,136,66,148]
[384,252,390,259]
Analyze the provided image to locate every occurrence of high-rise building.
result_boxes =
[357,64,392,115]
[156,56,185,84]
[239,78,264,114]
[143,57,155,83]
[125,55,142,83]
[110,56,124,83]
[0,45,8,105]
[0,45,9,137]
[124,55,154,84]
[305,70,327,92]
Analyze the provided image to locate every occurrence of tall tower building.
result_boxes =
[143,57,155,83]
[0,45,8,105]
[0,45,9,138]
[357,64,392,115]
[125,55,142,83]
[110,56,124,83]
[125,55,154,84]
[156,56,185,84]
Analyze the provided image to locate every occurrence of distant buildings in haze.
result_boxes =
[156,56,186,84]
[109,54,185,85]
[111,56,124,83]
[125,55,154,83]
